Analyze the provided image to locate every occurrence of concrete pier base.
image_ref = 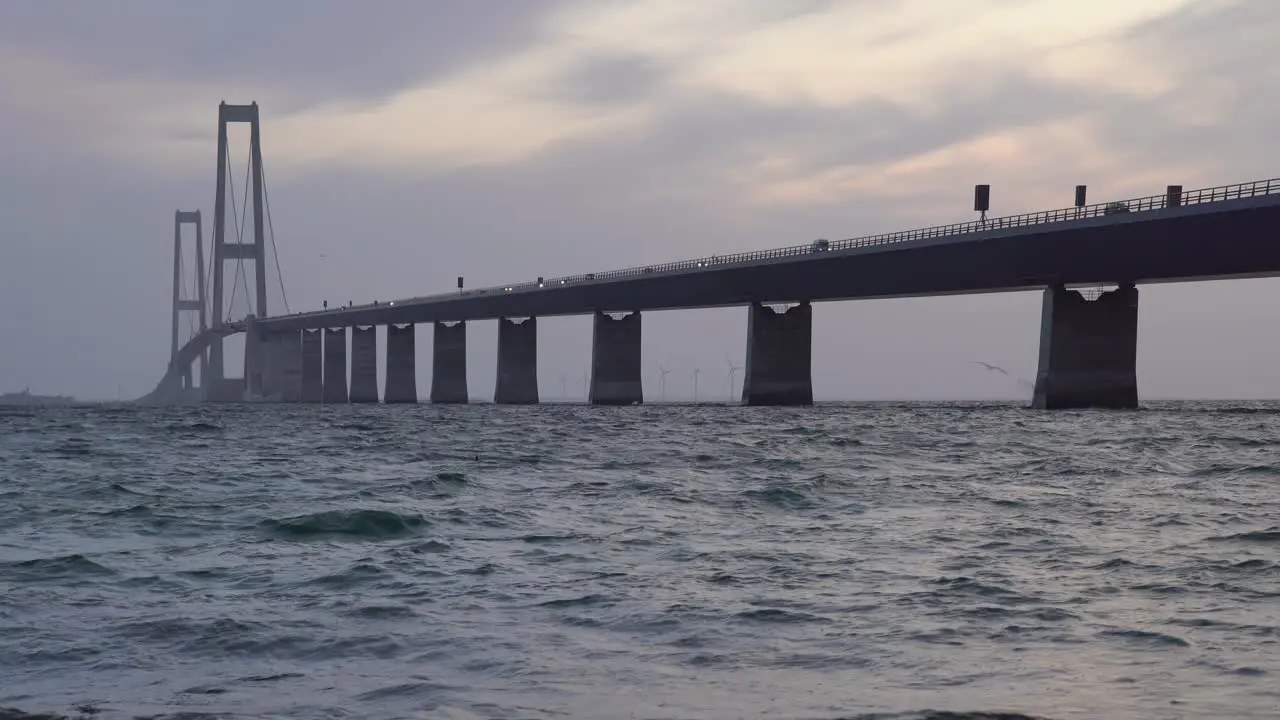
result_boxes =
[590,311,643,405]
[1032,284,1139,409]
[204,377,245,403]
[495,317,539,404]
[301,329,323,403]
[262,330,302,402]
[349,326,379,403]
[244,325,265,400]
[323,327,348,404]
[742,302,814,406]
[431,321,468,404]
[384,324,417,404]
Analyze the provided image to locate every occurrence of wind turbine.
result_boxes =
[656,363,671,402]
[725,354,743,403]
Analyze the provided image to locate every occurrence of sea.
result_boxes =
[1,402,1277,720]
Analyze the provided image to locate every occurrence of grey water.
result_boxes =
[1,402,1278,720]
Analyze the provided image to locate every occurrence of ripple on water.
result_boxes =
[0,554,116,582]
[1207,527,1280,543]
[2,402,1279,719]
[258,508,429,541]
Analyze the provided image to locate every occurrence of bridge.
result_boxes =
[142,102,1280,408]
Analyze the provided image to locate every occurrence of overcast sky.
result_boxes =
[2,0,1279,402]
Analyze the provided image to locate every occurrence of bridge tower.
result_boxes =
[171,210,207,392]
[207,102,269,400]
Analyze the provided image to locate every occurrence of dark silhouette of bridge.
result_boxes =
[142,103,1280,408]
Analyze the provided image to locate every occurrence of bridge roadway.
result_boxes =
[160,177,1280,408]
[257,184,1280,332]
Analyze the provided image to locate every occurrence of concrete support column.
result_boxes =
[261,330,302,402]
[495,317,539,404]
[301,329,323,403]
[204,377,245,403]
[244,322,265,400]
[277,330,303,402]
[590,311,643,405]
[742,302,814,406]
[384,324,417,404]
[1032,283,1139,409]
[323,327,348,404]
[431,321,468,404]
[349,326,379,403]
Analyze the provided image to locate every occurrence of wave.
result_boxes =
[1207,526,1280,543]
[0,554,115,581]
[258,508,428,540]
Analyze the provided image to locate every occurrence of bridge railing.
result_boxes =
[436,177,1279,301]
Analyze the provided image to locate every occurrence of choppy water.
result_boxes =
[1,402,1279,719]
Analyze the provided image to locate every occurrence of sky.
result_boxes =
[2,0,1279,402]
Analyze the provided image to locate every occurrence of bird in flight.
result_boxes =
[969,361,1010,375]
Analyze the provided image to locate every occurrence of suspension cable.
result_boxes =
[178,244,189,308]
[260,157,290,314]
[225,142,240,320]
[178,247,193,340]
[202,208,214,327]
[225,143,253,320]
[234,151,253,317]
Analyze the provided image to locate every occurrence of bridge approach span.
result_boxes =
[140,324,245,404]
[255,185,1280,332]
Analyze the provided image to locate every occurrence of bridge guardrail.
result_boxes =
[308,176,1280,313]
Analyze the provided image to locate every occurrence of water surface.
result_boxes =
[1,402,1278,719]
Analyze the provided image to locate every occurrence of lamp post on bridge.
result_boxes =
[974,184,990,224]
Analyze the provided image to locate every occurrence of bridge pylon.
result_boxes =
[207,101,269,400]
[171,210,207,393]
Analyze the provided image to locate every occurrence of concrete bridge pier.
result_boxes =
[590,311,643,405]
[301,329,323,403]
[495,317,539,404]
[1032,283,1139,409]
[742,301,814,406]
[431,321,469,404]
[384,324,417,403]
[349,326,379,403]
[204,377,245,402]
[261,330,302,402]
[244,321,266,400]
[323,327,349,404]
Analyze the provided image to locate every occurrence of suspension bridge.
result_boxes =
[141,102,1280,408]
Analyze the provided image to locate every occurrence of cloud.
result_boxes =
[3,0,1280,400]
[1090,0,1280,182]
[550,52,673,107]
[0,0,567,105]
[0,0,1223,184]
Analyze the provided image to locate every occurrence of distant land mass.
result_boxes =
[0,389,77,406]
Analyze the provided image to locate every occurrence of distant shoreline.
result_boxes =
[0,390,77,407]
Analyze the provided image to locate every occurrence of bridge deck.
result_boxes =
[243,178,1280,332]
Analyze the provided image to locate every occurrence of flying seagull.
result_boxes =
[969,361,1010,375]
